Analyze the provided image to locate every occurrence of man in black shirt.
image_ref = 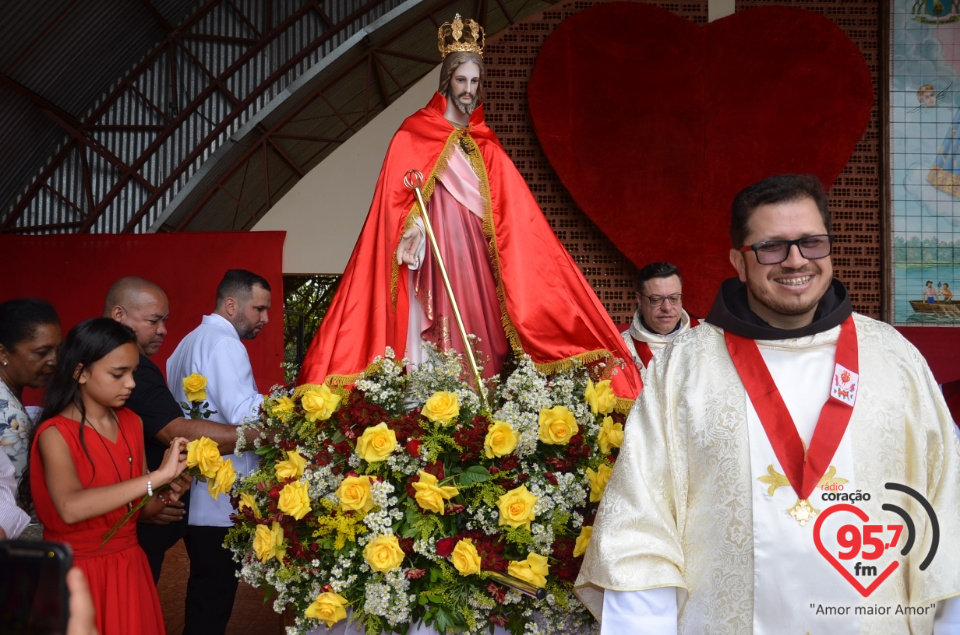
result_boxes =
[105,276,257,582]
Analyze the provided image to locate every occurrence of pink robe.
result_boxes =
[406,144,509,378]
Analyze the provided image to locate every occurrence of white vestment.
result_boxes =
[576,314,960,633]
[166,313,263,527]
[620,309,694,379]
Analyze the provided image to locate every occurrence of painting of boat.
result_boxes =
[909,300,960,315]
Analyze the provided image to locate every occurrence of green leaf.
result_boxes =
[434,607,458,633]
[457,465,490,485]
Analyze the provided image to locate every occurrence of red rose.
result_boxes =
[436,537,457,558]
[406,439,422,456]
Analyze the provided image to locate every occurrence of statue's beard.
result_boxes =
[450,90,480,115]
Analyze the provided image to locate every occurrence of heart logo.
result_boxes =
[813,503,900,597]
[528,3,873,317]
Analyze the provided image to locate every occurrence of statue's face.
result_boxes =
[448,61,481,115]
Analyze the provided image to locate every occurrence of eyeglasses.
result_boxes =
[641,293,683,307]
[739,234,834,265]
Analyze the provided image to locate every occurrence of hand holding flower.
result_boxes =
[102,435,229,545]
[156,437,189,486]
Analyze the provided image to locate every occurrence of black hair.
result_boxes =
[18,318,137,511]
[636,262,682,293]
[730,174,831,248]
[0,298,60,351]
[215,269,270,305]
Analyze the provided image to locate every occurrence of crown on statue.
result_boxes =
[437,14,485,59]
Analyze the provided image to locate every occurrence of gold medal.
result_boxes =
[787,498,819,526]
[759,464,846,527]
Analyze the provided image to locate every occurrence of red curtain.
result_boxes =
[0,232,285,406]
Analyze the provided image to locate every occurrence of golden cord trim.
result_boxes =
[463,133,525,357]
[293,355,404,397]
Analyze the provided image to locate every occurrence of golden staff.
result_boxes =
[403,169,489,410]
[484,570,547,600]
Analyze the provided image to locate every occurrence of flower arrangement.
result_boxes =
[226,347,626,634]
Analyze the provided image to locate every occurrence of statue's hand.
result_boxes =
[397,225,424,267]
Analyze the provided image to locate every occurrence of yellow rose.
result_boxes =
[586,464,613,503]
[497,484,537,530]
[186,437,223,479]
[207,458,236,500]
[182,373,208,402]
[335,475,375,513]
[584,379,616,416]
[356,423,398,463]
[278,480,312,520]
[270,395,295,418]
[507,553,549,588]
[300,385,341,422]
[421,391,460,424]
[597,416,624,455]
[484,420,519,459]
[450,538,482,576]
[275,450,307,480]
[537,406,579,445]
[363,534,405,573]
[253,521,285,563]
[412,471,459,514]
[305,591,348,627]
[573,525,593,557]
[239,492,262,519]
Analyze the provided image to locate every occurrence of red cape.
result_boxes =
[298,93,642,404]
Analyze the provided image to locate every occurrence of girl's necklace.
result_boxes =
[87,411,134,511]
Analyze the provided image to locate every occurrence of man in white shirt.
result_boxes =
[166,269,271,635]
[620,262,697,379]
[576,174,960,633]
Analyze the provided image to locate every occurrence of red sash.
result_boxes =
[631,337,655,368]
[724,316,858,500]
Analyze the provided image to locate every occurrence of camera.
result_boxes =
[0,540,72,635]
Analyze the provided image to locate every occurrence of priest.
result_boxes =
[576,174,960,633]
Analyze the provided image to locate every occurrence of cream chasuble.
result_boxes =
[576,315,960,634]
[620,309,695,379]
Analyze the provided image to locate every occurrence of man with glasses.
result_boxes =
[621,262,698,378]
[576,174,960,633]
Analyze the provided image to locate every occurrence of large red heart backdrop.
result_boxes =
[528,3,874,317]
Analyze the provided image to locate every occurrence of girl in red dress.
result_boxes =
[21,318,188,635]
